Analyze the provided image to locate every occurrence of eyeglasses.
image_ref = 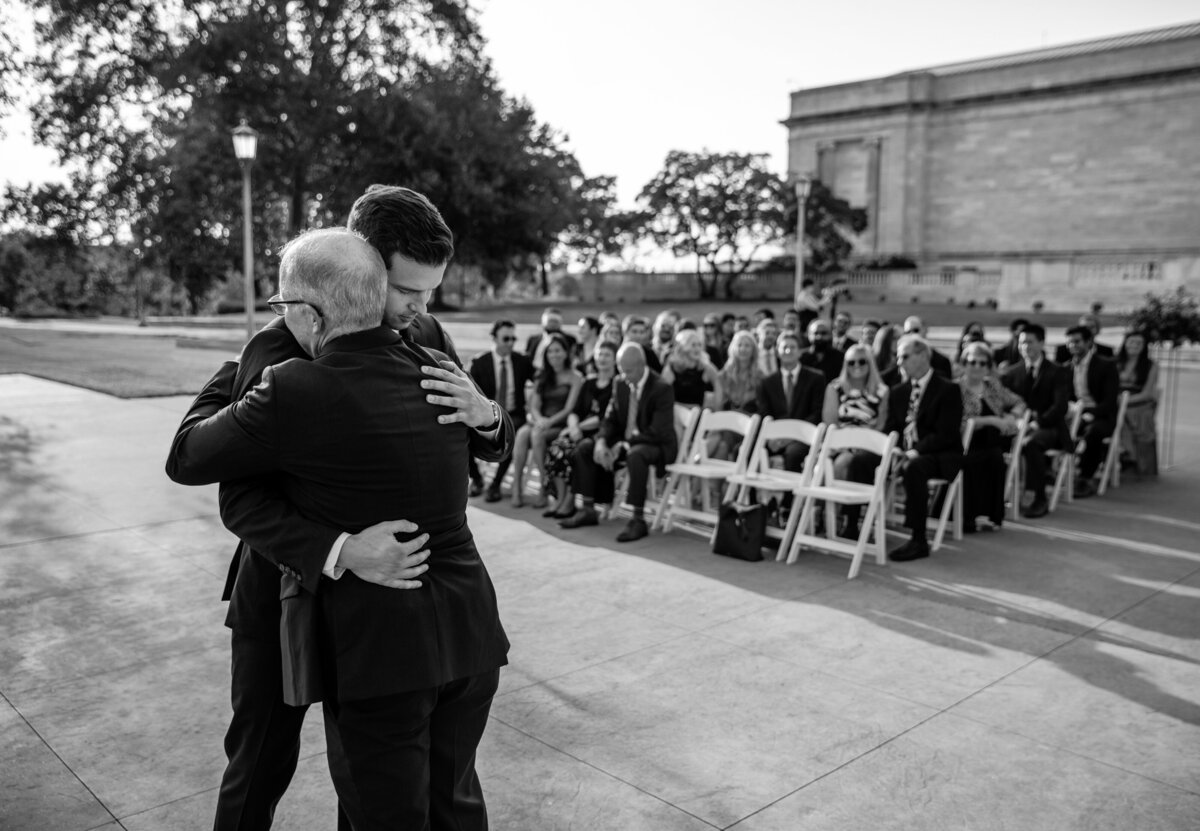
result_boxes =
[268,294,323,318]
[963,359,991,367]
[845,359,869,367]
[498,336,517,343]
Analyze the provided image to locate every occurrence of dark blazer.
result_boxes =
[1000,359,1071,444]
[800,347,844,382]
[169,325,513,705]
[599,371,678,466]
[884,372,964,457]
[993,340,1020,368]
[468,349,535,423]
[756,365,827,425]
[929,347,953,380]
[1054,342,1114,364]
[1064,353,1120,420]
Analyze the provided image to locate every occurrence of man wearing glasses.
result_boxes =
[467,319,535,501]
[188,185,510,831]
[169,227,511,831]
[883,335,964,562]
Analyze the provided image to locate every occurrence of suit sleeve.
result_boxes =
[634,381,676,450]
[1092,359,1120,420]
[218,327,341,594]
[801,370,827,424]
[1043,365,1071,426]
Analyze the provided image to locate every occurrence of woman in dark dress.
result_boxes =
[957,342,1026,532]
[510,333,583,507]
[1116,329,1159,475]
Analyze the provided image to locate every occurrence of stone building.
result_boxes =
[783,21,1200,312]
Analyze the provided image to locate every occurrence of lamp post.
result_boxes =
[231,121,259,342]
[792,174,812,309]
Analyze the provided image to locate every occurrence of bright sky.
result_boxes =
[1,0,1197,207]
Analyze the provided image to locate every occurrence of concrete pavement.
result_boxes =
[1,371,1199,830]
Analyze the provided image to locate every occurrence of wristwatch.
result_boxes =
[479,400,502,432]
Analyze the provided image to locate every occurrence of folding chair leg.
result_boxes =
[652,475,679,531]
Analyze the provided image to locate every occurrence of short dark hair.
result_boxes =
[863,318,883,329]
[490,319,516,337]
[579,316,601,336]
[1009,317,1030,334]
[1065,325,1094,343]
[346,185,454,266]
[720,313,736,324]
[1020,323,1046,342]
[756,307,776,319]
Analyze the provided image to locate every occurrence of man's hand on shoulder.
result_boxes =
[339,520,431,590]
[421,360,495,429]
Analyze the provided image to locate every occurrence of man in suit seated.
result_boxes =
[1062,323,1120,497]
[1000,323,1070,518]
[800,318,845,381]
[885,335,964,562]
[902,316,953,379]
[168,228,513,830]
[755,330,827,473]
[526,306,576,370]
[832,311,856,352]
[468,319,536,501]
[1053,313,1114,364]
[755,317,781,377]
[559,343,677,542]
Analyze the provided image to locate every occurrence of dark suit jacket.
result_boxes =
[929,348,953,380]
[800,348,844,382]
[468,349,535,423]
[599,371,678,467]
[1064,353,1120,421]
[168,326,512,704]
[1000,359,1071,445]
[884,372,964,457]
[755,365,827,425]
[1054,342,1114,364]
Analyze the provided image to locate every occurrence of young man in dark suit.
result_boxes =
[756,330,827,472]
[467,319,535,501]
[559,343,677,542]
[884,335,964,562]
[1000,324,1070,517]
[1062,324,1120,497]
[799,318,845,381]
[169,228,512,831]
[199,185,507,831]
[1054,313,1115,364]
[832,310,857,352]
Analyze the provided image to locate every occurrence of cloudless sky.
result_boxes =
[2,0,1197,206]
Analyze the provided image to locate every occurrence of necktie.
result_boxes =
[498,357,511,412]
[783,370,793,406]
[1024,362,1036,399]
[625,381,638,440]
[904,381,921,450]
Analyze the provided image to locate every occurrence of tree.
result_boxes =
[638,150,788,299]
[558,176,646,273]
[783,179,869,275]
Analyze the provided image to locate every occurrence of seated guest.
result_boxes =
[1116,329,1159,476]
[755,330,827,472]
[781,307,803,335]
[543,340,619,519]
[755,317,781,377]
[1054,313,1115,363]
[717,331,762,414]
[885,335,964,562]
[861,318,883,353]
[622,314,660,373]
[832,311,856,352]
[733,314,752,333]
[955,321,988,364]
[800,318,844,381]
[560,343,677,542]
[1000,323,1070,518]
[573,315,601,373]
[992,317,1029,370]
[651,310,679,368]
[599,310,621,329]
[821,342,889,536]
[753,307,776,325]
[598,320,623,348]
[720,312,738,346]
[902,316,953,378]
[468,319,535,501]
[874,324,901,386]
[509,333,583,508]
[957,342,1026,532]
[526,306,576,369]
[1062,324,1120,497]
[662,328,722,413]
[701,312,726,365]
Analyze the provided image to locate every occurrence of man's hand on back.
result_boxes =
[421,361,494,428]
[339,520,430,590]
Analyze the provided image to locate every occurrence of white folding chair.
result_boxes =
[886,419,974,551]
[785,427,898,579]
[724,418,826,560]
[653,410,761,539]
[1005,412,1031,521]
[1046,402,1085,512]
[1097,391,1130,495]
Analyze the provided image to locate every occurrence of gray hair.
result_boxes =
[897,333,930,358]
[278,228,387,338]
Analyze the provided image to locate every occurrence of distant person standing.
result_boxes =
[794,278,829,332]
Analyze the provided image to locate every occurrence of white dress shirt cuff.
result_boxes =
[324,532,350,580]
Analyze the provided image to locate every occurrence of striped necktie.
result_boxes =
[904,381,921,450]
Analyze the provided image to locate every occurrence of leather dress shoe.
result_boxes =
[888,538,930,562]
[1022,498,1049,519]
[559,510,599,529]
[1074,478,1096,498]
[484,488,502,503]
[616,518,649,542]
[469,479,484,497]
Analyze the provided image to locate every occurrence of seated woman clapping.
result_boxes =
[510,333,583,508]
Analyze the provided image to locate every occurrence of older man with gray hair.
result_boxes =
[168,228,512,831]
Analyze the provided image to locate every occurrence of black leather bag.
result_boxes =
[712,502,766,561]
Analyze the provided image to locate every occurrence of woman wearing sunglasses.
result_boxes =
[821,343,890,537]
[957,341,1027,532]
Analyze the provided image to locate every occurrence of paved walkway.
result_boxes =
[2,372,1198,830]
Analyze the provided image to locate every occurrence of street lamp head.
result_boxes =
[794,174,812,202]
[231,120,259,163]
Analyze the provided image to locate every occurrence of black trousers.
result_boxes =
[324,669,501,831]
[1022,427,1061,495]
[900,453,962,534]
[1078,415,1115,479]
[573,438,664,509]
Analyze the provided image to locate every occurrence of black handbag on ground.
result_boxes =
[712,502,766,561]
